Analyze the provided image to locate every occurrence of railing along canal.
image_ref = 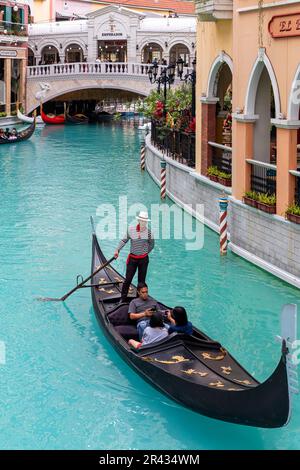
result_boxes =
[151,119,195,168]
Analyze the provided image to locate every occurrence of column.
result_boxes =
[4,58,11,116]
[231,116,256,201]
[199,98,218,175]
[275,125,298,215]
[19,59,27,109]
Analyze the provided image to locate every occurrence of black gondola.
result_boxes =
[96,111,114,122]
[91,231,295,428]
[66,113,89,124]
[0,119,35,145]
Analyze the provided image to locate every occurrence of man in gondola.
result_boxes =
[114,210,154,303]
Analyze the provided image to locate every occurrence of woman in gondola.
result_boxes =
[128,311,168,349]
[166,306,193,335]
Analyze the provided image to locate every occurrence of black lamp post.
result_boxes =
[177,57,196,118]
[148,60,176,117]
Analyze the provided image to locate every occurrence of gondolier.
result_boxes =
[114,211,154,302]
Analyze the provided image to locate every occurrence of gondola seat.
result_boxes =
[108,304,139,341]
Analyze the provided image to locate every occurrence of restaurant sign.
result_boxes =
[269,12,300,38]
[0,50,17,57]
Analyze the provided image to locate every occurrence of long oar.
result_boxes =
[37,256,115,302]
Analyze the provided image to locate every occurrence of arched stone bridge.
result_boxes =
[26,62,187,113]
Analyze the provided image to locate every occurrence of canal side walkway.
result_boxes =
[145,133,300,289]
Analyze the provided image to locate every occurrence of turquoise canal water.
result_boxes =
[0,122,299,450]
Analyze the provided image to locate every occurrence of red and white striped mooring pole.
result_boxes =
[140,140,146,171]
[219,193,228,255]
[160,160,167,199]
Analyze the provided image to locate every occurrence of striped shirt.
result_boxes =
[117,224,154,256]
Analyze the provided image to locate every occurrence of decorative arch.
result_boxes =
[206,51,233,98]
[245,49,281,118]
[138,38,165,53]
[95,18,129,38]
[37,39,61,57]
[28,84,148,113]
[27,47,35,66]
[64,43,84,63]
[169,42,192,66]
[41,44,60,64]
[288,62,300,121]
[167,38,192,53]
[141,42,164,64]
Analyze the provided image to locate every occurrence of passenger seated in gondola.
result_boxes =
[128,311,168,349]
[166,306,193,335]
[5,128,11,138]
[128,282,159,340]
[0,128,7,139]
[9,128,18,140]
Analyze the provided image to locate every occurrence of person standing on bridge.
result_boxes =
[114,211,154,303]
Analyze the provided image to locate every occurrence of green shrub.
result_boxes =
[286,204,300,216]
[257,193,276,205]
[244,190,259,201]
[218,171,232,180]
[207,165,219,177]
[0,112,7,118]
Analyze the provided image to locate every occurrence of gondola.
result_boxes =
[66,113,89,124]
[96,111,114,122]
[91,230,298,428]
[0,119,36,145]
[41,109,65,125]
[17,108,44,127]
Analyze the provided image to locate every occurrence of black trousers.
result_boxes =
[121,256,149,301]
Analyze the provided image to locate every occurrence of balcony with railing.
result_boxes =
[151,119,195,168]
[195,0,233,21]
[0,20,27,37]
[289,170,300,206]
[247,159,277,195]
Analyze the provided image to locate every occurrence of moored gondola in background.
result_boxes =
[66,112,89,124]
[90,229,298,428]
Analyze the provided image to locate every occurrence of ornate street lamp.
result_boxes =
[148,60,176,117]
[177,57,196,117]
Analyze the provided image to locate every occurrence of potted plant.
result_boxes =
[286,204,300,224]
[244,190,259,208]
[207,166,219,182]
[218,171,232,187]
[257,193,276,214]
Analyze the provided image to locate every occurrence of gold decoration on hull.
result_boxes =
[98,287,116,294]
[182,369,208,377]
[209,381,224,388]
[202,349,226,361]
[142,355,190,365]
[233,379,252,385]
[221,366,232,375]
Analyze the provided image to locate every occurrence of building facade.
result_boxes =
[29,0,195,23]
[28,4,196,66]
[193,0,300,285]
[0,0,29,115]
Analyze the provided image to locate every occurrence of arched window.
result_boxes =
[141,43,163,64]
[28,48,35,67]
[169,43,190,66]
[65,44,84,63]
[41,45,59,65]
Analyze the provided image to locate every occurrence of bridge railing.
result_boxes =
[27,62,190,79]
